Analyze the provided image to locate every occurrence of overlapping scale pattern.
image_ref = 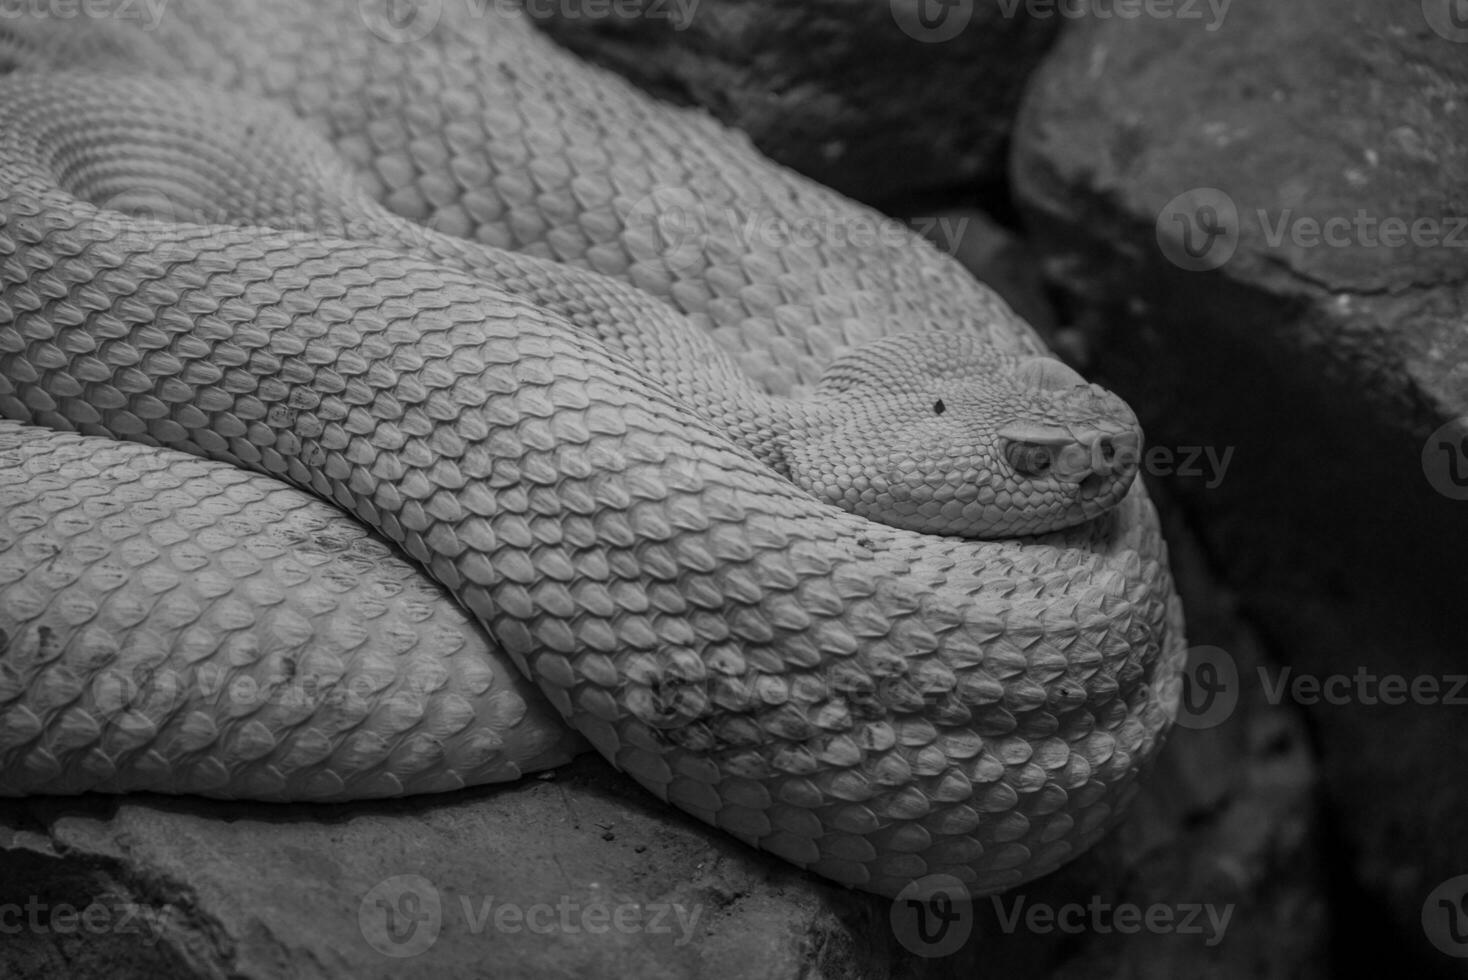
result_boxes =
[0,0,1186,897]
[0,423,583,799]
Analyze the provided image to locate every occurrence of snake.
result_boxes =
[0,0,1185,900]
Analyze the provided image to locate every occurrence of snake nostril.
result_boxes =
[1097,437,1115,464]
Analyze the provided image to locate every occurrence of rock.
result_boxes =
[1011,1,1468,971]
[0,759,875,980]
[526,0,1058,203]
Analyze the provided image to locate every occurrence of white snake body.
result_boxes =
[0,1,1185,899]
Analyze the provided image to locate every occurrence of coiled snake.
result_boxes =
[0,0,1184,899]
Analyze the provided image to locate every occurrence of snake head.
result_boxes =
[786,331,1143,539]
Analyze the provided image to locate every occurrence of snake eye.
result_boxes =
[1006,442,1053,476]
[933,399,946,415]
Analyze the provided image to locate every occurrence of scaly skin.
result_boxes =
[0,423,585,799]
[0,70,1142,539]
[0,1,1185,898]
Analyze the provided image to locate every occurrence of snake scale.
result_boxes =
[0,0,1185,899]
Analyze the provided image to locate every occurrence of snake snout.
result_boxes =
[1001,427,1142,485]
[1087,429,1140,477]
[1001,359,1143,491]
[1057,429,1142,484]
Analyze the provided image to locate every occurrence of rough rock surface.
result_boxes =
[1011,2,1468,973]
[527,0,1058,203]
[0,761,874,980]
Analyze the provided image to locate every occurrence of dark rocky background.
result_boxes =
[3,0,1464,976]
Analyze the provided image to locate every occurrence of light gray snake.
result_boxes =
[0,0,1185,899]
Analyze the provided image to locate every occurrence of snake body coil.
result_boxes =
[0,1,1184,898]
